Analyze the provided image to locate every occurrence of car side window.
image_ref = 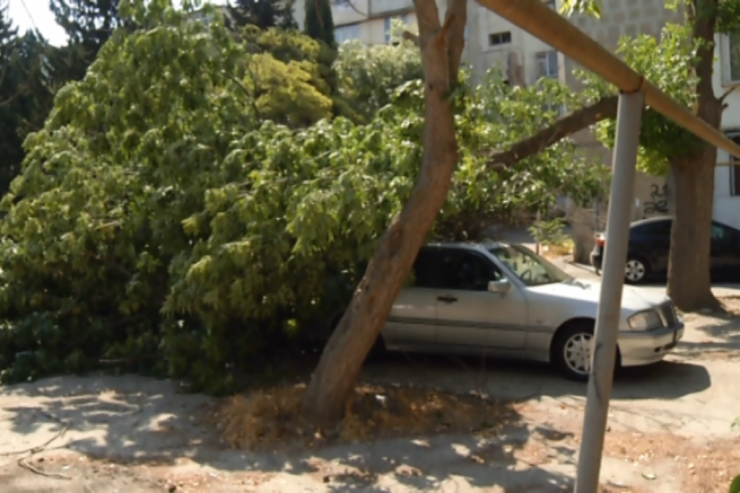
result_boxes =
[711,223,734,245]
[438,250,503,292]
[646,220,672,238]
[407,248,440,288]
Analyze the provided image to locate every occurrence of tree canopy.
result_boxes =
[0,0,605,392]
[304,0,335,48]
[228,0,298,30]
[577,22,698,177]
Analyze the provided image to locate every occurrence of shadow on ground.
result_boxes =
[0,372,580,492]
[0,342,714,492]
[363,352,711,403]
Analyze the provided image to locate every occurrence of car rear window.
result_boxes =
[633,220,672,237]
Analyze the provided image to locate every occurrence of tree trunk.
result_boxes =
[301,0,468,423]
[666,0,722,311]
[667,155,719,311]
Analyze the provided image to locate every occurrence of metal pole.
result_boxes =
[574,90,643,493]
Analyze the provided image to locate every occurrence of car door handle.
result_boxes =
[437,295,458,303]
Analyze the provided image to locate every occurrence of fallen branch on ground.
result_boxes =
[18,457,72,480]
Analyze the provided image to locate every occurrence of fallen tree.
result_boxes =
[0,1,610,393]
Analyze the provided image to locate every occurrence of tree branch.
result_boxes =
[402,31,419,44]
[719,85,739,105]
[487,95,618,169]
[445,0,467,83]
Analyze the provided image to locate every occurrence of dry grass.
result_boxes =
[217,383,513,451]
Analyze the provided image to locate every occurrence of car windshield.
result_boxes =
[487,244,572,286]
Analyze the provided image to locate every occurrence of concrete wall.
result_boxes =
[465,1,557,84]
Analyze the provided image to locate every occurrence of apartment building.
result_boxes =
[292,0,562,87]
[713,31,740,230]
[293,0,420,45]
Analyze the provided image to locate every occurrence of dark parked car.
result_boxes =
[590,217,740,284]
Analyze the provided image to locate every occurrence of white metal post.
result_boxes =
[574,90,643,493]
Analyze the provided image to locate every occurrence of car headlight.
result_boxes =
[627,310,663,331]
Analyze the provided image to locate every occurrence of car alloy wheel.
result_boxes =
[563,332,592,377]
[625,258,646,283]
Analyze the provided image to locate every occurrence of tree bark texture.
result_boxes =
[301,0,468,423]
[667,0,722,311]
[488,95,618,169]
[668,154,719,310]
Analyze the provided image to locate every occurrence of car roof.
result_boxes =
[630,216,673,228]
[630,216,737,231]
[425,240,511,251]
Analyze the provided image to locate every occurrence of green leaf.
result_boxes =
[730,475,740,493]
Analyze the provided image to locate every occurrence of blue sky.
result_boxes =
[7,0,226,47]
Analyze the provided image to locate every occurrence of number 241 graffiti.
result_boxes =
[643,183,668,216]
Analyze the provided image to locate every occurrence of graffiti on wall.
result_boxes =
[643,183,669,216]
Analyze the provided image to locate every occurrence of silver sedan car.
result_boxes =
[381,242,684,380]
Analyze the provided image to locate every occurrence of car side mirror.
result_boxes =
[488,279,511,295]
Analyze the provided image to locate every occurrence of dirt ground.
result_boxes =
[1,297,739,492]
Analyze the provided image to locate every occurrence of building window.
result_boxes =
[489,31,512,46]
[384,15,409,44]
[730,33,740,83]
[543,0,556,9]
[335,23,362,44]
[334,0,352,8]
[731,135,740,196]
[536,50,559,79]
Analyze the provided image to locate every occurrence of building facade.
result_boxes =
[292,0,562,88]
[713,32,740,230]
[293,0,422,45]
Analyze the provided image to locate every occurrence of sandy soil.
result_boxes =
[1,298,739,492]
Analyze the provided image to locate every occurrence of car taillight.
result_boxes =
[594,234,606,247]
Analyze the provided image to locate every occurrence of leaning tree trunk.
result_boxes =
[301,0,468,423]
[666,0,723,312]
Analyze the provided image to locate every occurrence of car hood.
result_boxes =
[528,278,669,311]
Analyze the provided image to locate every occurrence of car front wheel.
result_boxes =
[553,323,594,381]
[625,257,649,284]
[552,321,621,381]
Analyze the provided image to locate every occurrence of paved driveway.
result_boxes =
[553,257,740,299]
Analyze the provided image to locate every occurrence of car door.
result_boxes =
[383,246,440,350]
[631,219,672,275]
[711,222,740,281]
[435,247,528,350]
[729,226,740,280]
